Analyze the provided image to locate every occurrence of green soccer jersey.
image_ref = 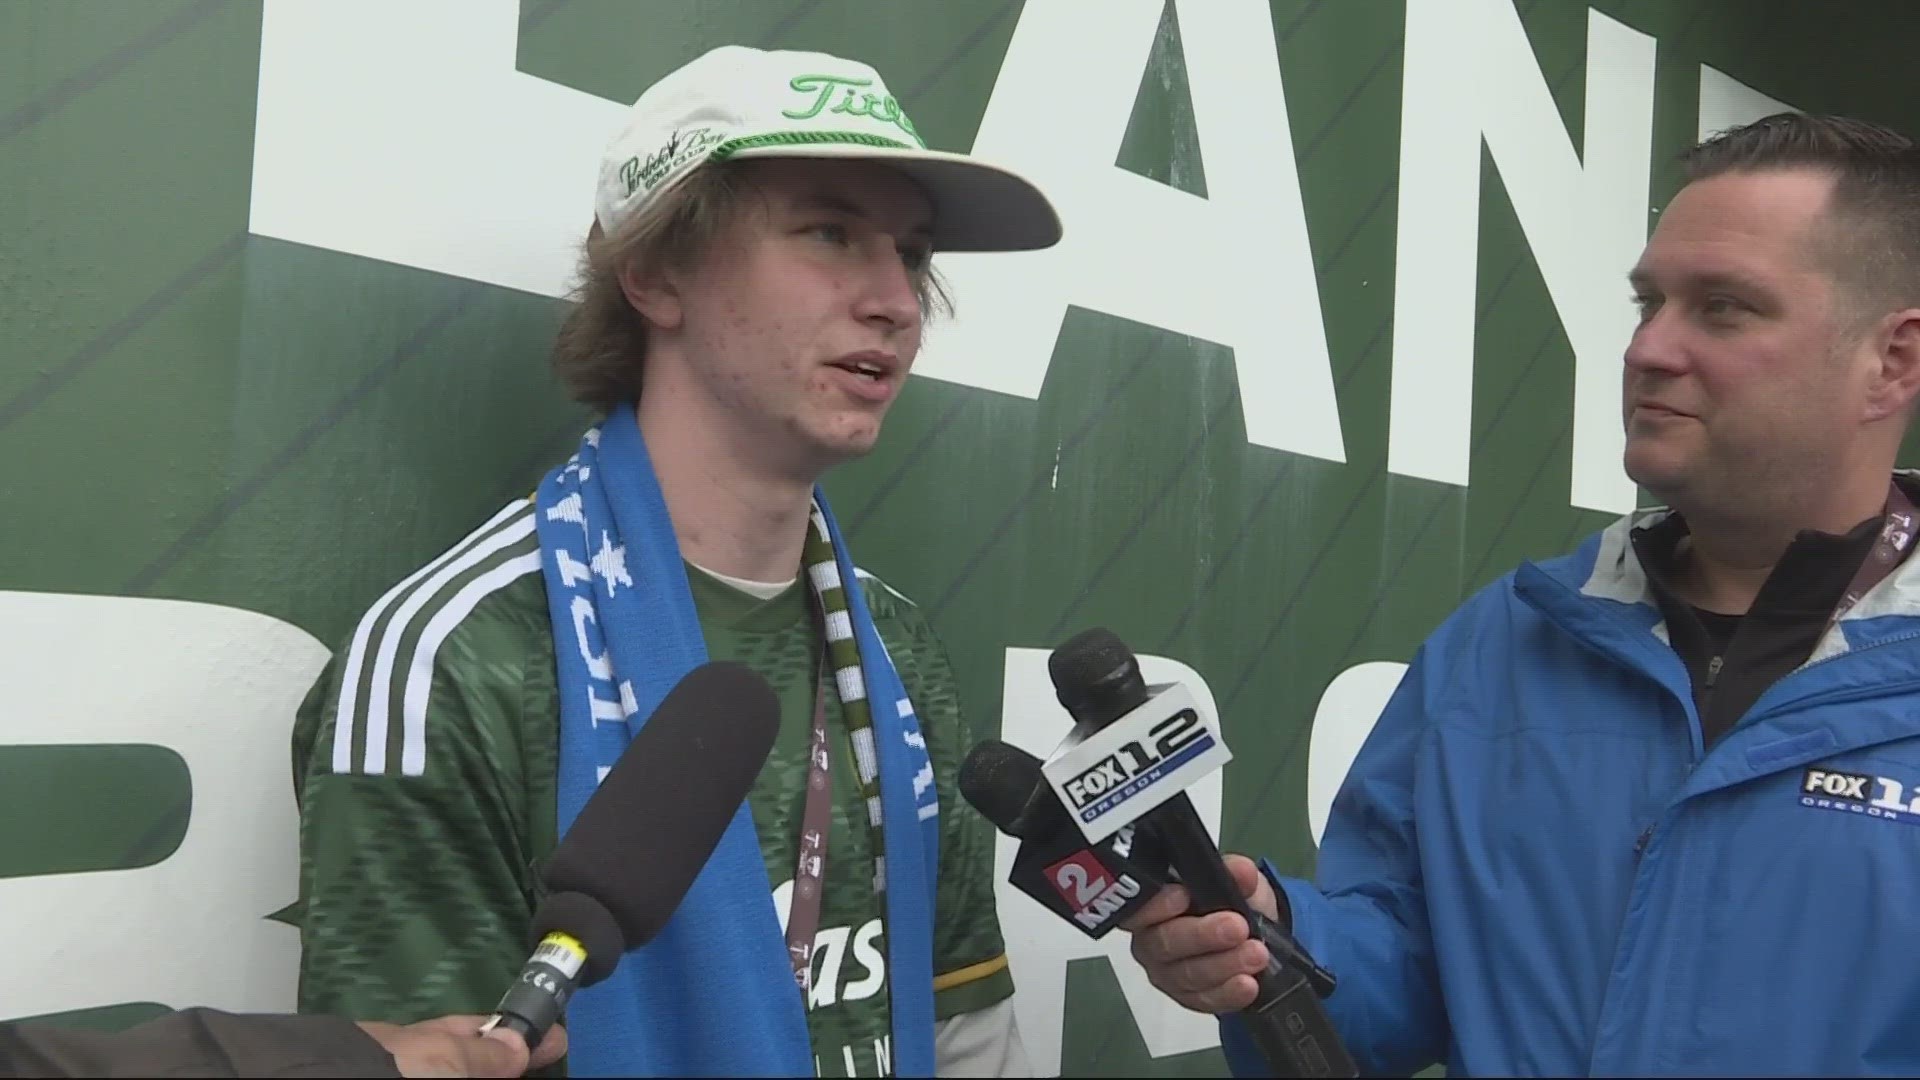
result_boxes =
[284,498,1014,1077]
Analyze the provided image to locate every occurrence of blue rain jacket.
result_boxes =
[1225,496,1920,1076]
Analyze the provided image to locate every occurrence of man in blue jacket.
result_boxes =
[1124,111,1920,1077]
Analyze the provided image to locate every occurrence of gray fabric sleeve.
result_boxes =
[0,1008,400,1078]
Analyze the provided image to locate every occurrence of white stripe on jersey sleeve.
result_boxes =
[362,511,536,774]
[400,549,542,777]
[331,499,528,774]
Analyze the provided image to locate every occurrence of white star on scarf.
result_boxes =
[592,531,632,596]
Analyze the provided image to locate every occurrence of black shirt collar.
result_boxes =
[1631,508,1884,620]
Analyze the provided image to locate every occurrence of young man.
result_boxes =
[286,46,1061,1078]
[1126,113,1920,1076]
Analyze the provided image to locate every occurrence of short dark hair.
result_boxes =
[1683,112,1920,319]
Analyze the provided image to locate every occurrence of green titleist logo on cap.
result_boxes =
[782,73,924,147]
[615,70,926,203]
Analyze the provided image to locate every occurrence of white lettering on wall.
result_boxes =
[1698,64,1795,141]
[915,0,1347,465]
[1388,1,1655,515]
[0,592,325,1021]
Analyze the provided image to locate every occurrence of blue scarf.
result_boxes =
[531,404,940,1077]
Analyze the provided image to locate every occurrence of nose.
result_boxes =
[852,241,923,334]
[1623,306,1687,377]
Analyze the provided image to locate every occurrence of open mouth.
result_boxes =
[832,359,888,382]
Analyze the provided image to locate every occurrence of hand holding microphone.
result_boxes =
[355,1014,568,1077]
[966,628,1353,1078]
[959,737,1335,1003]
[1120,851,1285,1013]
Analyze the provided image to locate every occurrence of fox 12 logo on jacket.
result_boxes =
[1800,767,1920,825]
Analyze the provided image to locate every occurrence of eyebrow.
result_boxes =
[1625,268,1772,296]
[792,191,935,238]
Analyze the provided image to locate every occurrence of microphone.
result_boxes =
[959,738,1169,937]
[483,660,782,1049]
[1041,629,1355,1079]
[960,739,1337,996]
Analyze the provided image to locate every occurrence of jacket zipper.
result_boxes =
[1753,627,1920,714]
[1631,630,1920,863]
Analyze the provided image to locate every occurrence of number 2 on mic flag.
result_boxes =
[1046,850,1147,931]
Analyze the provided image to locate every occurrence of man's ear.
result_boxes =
[619,260,682,331]
[1866,307,1920,422]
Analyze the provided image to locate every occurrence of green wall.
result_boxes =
[4,1,1915,1074]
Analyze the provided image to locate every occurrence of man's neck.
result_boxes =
[633,393,818,584]
[1673,470,1892,616]
[1671,531,1785,616]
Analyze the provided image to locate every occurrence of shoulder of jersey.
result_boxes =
[852,566,920,617]
[322,498,544,778]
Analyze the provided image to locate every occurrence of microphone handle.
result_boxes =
[482,931,589,1050]
[485,969,569,1050]
[479,1010,539,1046]
[1149,793,1254,917]
[1239,961,1357,1079]
[1251,912,1338,1000]
[1147,794,1356,1078]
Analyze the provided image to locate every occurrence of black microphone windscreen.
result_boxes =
[958,740,1046,838]
[1049,627,1148,726]
[530,890,626,987]
[541,660,781,950]
[1047,627,1135,693]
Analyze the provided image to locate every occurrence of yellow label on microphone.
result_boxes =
[532,931,588,980]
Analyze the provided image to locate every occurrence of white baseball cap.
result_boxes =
[594,45,1062,253]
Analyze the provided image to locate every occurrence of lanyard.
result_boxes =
[784,610,836,997]
[1829,480,1919,631]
